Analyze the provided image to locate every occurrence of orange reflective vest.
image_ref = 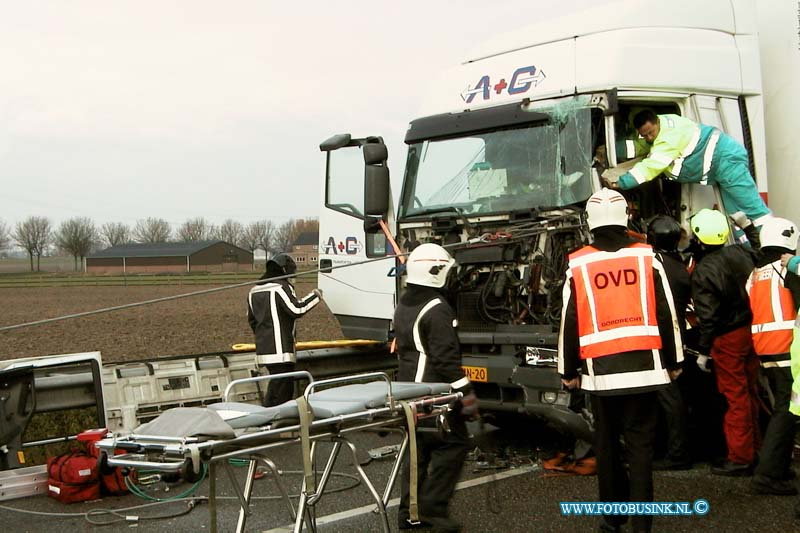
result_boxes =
[569,243,662,359]
[747,260,797,358]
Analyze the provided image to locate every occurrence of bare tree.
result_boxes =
[100,222,131,248]
[259,220,276,258]
[273,219,297,253]
[177,217,213,242]
[55,217,98,271]
[133,217,171,243]
[0,219,9,252]
[241,221,273,269]
[271,218,318,254]
[215,219,244,246]
[13,216,52,271]
[294,218,319,236]
[241,221,265,253]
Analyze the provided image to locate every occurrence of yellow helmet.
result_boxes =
[691,209,729,245]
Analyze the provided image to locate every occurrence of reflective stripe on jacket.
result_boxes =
[626,114,720,185]
[394,285,472,393]
[568,243,662,359]
[247,281,320,363]
[747,260,796,363]
[558,232,682,395]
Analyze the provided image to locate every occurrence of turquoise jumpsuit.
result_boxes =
[617,114,770,222]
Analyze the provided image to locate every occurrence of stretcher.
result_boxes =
[95,371,462,533]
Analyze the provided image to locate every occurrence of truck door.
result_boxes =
[683,95,743,214]
[318,135,396,341]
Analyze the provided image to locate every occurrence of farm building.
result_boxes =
[289,232,319,267]
[86,241,254,274]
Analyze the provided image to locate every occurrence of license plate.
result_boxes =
[462,365,488,383]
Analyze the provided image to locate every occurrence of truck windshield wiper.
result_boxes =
[404,206,466,218]
[401,206,476,236]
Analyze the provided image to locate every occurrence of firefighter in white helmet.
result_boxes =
[558,188,683,533]
[746,217,800,495]
[394,243,476,532]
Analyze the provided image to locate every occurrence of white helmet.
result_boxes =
[759,217,799,251]
[585,188,628,230]
[406,243,456,288]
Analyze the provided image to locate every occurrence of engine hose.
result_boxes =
[478,267,503,323]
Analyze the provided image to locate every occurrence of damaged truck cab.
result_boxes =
[319,0,772,439]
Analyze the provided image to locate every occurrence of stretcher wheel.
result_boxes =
[182,459,203,483]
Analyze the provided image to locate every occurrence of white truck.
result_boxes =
[317,0,799,437]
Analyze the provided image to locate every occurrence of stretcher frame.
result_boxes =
[96,371,462,533]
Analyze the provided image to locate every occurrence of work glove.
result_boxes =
[312,288,324,299]
[782,253,800,275]
[729,211,751,229]
[459,391,479,418]
[696,354,711,373]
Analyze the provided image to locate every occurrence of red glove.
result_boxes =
[460,391,479,418]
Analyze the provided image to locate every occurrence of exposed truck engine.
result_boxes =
[317,0,798,437]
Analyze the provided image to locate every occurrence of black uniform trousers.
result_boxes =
[657,378,690,464]
[591,391,659,533]
[755,366,797,480]
[263,362,296,407]
[398,415,469,524]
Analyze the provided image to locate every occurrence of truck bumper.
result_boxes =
[463,355,593,441]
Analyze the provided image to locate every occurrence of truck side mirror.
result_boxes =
[319,133,352,151]
[364,143,390,219]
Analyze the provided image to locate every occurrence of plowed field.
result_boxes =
[0,281,343,362]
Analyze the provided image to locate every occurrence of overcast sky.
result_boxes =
[1,0,601,230]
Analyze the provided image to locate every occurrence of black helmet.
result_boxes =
[647,215,681,253]
[265,253,297,278]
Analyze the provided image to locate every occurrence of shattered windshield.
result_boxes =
[400,101,596,217]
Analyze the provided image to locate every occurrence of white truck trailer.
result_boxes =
[318,0,799,436]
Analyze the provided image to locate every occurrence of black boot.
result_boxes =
[711,460,753,477]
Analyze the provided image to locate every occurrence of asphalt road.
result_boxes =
[1,425,798,532]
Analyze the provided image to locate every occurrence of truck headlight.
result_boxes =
[541,391,558,404]
[541,391,570,405]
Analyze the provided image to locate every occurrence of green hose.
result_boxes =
[125,464,207,502]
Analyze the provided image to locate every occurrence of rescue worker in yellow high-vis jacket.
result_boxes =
[789,316,800,419]
[783,250,800,423]
[615,110,771,224]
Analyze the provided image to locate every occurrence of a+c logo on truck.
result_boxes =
[461,65,546,104]
[323,236,363,255]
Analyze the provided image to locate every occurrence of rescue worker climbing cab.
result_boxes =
[318,0,789,437]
